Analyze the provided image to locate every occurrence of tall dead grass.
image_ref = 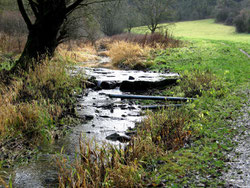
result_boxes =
[57,138,143,188]
[0,59,84,141]
[56,41,98,63]
[97,32,182,70]
[0,32,26,55]
[107,41,153,70]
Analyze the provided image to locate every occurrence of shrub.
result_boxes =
[234,9,250,33]
[234,15,247,33]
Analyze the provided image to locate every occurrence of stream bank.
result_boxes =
[0,67,178,188]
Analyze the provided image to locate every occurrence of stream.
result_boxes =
[1,66,178,188]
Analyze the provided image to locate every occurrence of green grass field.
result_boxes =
[127,19,250,186]
[133,19,250,44]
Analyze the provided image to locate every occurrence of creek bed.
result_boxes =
[1,68,178,188]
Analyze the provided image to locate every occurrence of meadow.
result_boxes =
[133,19,250,44]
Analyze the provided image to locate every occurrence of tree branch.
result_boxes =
[66,0,117,15]
[66,0,85,15]
[17,0,33,30]
[28,0,40,18]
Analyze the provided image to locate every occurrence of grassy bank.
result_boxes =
[58,20,249,187]
[0,41,87,167]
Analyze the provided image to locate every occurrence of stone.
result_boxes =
[100,81,119,89]
[129,76,135,80]
[106,133,131,143]
[120,79,177,92]
[85,115,94,120]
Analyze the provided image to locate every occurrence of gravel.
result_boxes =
[223,89,250,187]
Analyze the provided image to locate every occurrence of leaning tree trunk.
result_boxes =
[15,15,65,71]
[14,0,104,73]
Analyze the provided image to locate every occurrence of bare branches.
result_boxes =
[66,0,118,16]
[17,0,33,30]
[28,0,40,18]
[66,0,85,15]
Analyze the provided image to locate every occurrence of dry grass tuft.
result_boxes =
[0,32,26,55]
[57,137,143,188]
[107,41,153,70]
[0,83,49,141]
[56,41,98,63]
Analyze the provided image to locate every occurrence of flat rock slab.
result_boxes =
[120,79,177,91]
[83,68,179,91]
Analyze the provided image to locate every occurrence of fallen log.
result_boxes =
[108,94,196,102]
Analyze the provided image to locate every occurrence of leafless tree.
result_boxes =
[14,0,116,72]
[134,0,174,33]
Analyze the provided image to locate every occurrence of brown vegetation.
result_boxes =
[96,33,181,70]
[56,41,98,64]
[57,138,143,188]
[107,40,152,70]
[110,32,181,48]
[0,59,84,142]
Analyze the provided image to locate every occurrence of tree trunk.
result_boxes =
[14,12,65,71]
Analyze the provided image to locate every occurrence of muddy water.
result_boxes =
[1,68,178,188]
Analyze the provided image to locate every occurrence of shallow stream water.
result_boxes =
[1,67,178,188]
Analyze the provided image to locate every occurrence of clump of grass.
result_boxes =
[111,32,181,48]
[56,41,98,64]
[107,40,153,70]
[0,58,84,142]
[57,138,143,188]
[169,70,225,98]
[0,32,26,54]
[139,107,193,151]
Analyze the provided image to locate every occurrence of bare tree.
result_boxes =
[134,0,174,33]
[95,1,124,36]
[122,0,141,33]
[14,0,114,72]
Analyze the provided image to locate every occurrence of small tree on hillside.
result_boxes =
[134,0,174,33]
[14,0,115,72]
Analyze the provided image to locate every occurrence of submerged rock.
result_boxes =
[106,133,131,143]
[100,81,119,89]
